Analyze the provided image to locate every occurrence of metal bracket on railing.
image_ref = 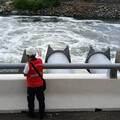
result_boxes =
[107,69,117,79]
[115,51,120,72]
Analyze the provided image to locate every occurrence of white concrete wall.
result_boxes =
[0,74,120,113]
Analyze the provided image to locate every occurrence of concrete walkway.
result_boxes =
[0,111,120,120]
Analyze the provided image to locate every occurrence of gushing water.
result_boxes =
[0,16,120,73]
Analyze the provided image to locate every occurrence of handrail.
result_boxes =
[43,63,120,69]
[0,63,120,78]
[0,63,120,69]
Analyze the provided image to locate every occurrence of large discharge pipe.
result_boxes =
[85,47,120,78]
[45,45,72,74]
[85,47,112,74]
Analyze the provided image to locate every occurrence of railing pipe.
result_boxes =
[0,63,120,69]
[43,63,120,69]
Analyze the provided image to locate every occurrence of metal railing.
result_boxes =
[0,63,120,78]
[0,63,120,69]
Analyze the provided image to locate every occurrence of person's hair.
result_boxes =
[29,55,36,59]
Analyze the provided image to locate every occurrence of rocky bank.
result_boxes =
[0,0,120,19]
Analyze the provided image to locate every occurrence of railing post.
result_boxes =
[107,69,117,79]
[115,51,120,72]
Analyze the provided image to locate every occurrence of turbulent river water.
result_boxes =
[0,16,120,73]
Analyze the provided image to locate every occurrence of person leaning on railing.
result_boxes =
[23,47,45,120]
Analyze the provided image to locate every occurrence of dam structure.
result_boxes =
[0,46,120,113]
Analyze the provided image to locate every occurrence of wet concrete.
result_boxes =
[0,111,120,120]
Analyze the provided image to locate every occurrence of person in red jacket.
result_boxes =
[23,47,45,120]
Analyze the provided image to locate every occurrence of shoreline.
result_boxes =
[0,1,120,19]
[0,14,119,21]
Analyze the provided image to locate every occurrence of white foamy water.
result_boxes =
[0,16,120,73]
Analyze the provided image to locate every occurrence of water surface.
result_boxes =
[0,16,120,73]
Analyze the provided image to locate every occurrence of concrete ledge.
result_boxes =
[0,74,120,113]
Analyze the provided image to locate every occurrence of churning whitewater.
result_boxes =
[0,16,120,73]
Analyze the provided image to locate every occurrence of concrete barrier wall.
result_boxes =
[0,74,120,113]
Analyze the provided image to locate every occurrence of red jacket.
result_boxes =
[27,58,43,87]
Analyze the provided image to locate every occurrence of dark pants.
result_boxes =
[27,86,45,119]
